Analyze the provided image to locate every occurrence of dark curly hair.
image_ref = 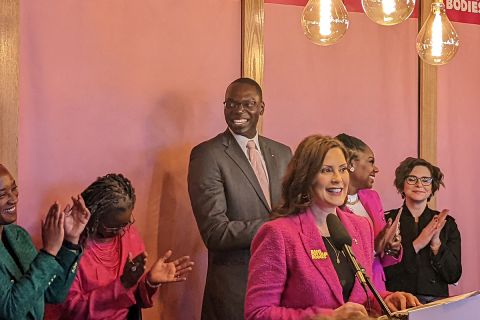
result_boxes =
[81,173,136,240]
[273,135,348,218]
[394,157,445,200]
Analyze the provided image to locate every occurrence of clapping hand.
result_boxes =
[375,208,402,257]
[42,202,65,256]
[413,209,448,253]
[63,195,91,245]
[146,250,194,286]
[430,209,448,247]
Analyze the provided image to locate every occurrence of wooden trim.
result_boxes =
[241,0,265,132]
[0,0,19,178]
[418,0,437,207]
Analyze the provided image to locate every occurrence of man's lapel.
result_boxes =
[222,130,270,211]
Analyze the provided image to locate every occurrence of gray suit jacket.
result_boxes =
[188,129,292,320]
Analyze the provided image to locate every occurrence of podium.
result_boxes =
[378,291,480,320]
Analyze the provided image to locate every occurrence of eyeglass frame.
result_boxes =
[98,214,136,234]
[223,99,261,111]
[405,175,433,186]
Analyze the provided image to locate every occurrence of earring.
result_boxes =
[349,167,355,172]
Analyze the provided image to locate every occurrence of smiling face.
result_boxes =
[224,82,264,139]
[403,165,433,203]
[350,147,379,191]
[0,166,19,226]
[312,147,349,211]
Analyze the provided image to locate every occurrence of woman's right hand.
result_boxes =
[41,202,65,256]
[120,252,147,289]
[331,302,369,320]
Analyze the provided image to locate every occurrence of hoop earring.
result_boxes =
[349,167,355,172]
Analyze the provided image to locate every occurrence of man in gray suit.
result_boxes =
[188,78,292,320]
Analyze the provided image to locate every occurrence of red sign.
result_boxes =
[265,0,480,24]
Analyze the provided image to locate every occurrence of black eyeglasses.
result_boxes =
[100,215,136,235]
[223,100,259,111]
[405,175,433,186]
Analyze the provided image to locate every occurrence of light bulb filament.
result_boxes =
[320,0,333,36]
[431,14,443,57]
[382,0,396,15]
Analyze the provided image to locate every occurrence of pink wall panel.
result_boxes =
[262,4,419,210]
[437,22,480,295]
[19,1,241,319]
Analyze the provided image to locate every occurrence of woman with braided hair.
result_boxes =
[58,173,194,320]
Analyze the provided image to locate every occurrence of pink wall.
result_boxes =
[20,1,241,319]
[17,1,478,320]
[262,4,419,211]
[437,22,480,295]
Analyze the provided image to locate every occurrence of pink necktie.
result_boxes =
[246,140,271,208]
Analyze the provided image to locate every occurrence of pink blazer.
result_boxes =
[245,208,388,320]
[351,189,402,291]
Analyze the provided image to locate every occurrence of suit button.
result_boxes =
[430,279,437,284]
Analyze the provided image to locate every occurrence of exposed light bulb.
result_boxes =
[416,0,459,65]
[301,0,350,46]
[362,0,415,26]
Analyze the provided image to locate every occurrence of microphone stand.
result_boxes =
[342,245,394,318]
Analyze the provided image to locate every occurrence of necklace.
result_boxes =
[324,237,341,264]
[346,193,360,206]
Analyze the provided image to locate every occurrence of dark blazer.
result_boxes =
[384,204,462,298]
[188,129,292,320]
[0,224,81,319]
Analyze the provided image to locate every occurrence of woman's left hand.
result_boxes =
[64,195,91,244]
[385,291,421,312]
[430,209,448,246]
[147,250,194,285]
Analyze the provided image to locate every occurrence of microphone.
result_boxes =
[326,214,393,318]
[326,214,367,289]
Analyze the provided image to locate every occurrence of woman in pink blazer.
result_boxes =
[245,135,419,320]
[336,133,402,291]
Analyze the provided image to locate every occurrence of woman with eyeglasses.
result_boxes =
[384,158,462,304]
[57,173,194,320]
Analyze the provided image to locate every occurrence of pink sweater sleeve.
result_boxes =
[245,223,334,320]
[62,274,136,319]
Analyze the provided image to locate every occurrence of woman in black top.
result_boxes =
[384,157,462,304]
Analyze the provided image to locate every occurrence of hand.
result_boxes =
[120,252,147,289]
[430,209,448,246]
[42,202,65,256]
[375,208,402,256]
[385,291,421,312]
[413,211,447,253]
[146,250,194,285]
[331,302,369,320]
[63,195,91,244]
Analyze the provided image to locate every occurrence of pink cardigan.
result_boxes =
[348,189,402,291]
[245,208,388,320]
[58,226,156,320]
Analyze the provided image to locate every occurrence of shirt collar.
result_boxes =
[228,128,260,152]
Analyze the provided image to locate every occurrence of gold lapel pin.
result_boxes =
[310,249,328,260]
